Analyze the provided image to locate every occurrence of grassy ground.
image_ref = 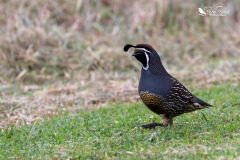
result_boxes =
[0,0,240,129]
[0,0,240,159]
[0,84,239,159]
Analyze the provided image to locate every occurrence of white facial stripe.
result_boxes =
[142,52,149,70]
[136,48,151,53]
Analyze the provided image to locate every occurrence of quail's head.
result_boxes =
[124,44,160,70]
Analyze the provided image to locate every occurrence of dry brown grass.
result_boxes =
[0,0,240,129]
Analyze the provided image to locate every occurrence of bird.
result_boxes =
[198,8,207,16]
[124,43,212,129]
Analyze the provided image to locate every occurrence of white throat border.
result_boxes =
[142,52,149,70]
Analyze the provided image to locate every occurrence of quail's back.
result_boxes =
[124,43,212,129]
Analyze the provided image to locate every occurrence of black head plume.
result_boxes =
[124,44,154,52]
[123,44,135,52]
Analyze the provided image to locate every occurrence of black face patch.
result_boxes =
[134,52,148,68]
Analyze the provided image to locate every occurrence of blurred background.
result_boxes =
[0,0,239,129]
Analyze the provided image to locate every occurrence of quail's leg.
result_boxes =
[141,122,164,129]
[160,114,173,128]
[141,115,174,129]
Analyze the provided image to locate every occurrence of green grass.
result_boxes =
[0,85,239,159]
[0,1,239,159]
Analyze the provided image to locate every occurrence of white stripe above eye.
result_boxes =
[136,48,151,53]
[142,52,149,70]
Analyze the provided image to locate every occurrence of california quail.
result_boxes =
[124,43,212,129]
